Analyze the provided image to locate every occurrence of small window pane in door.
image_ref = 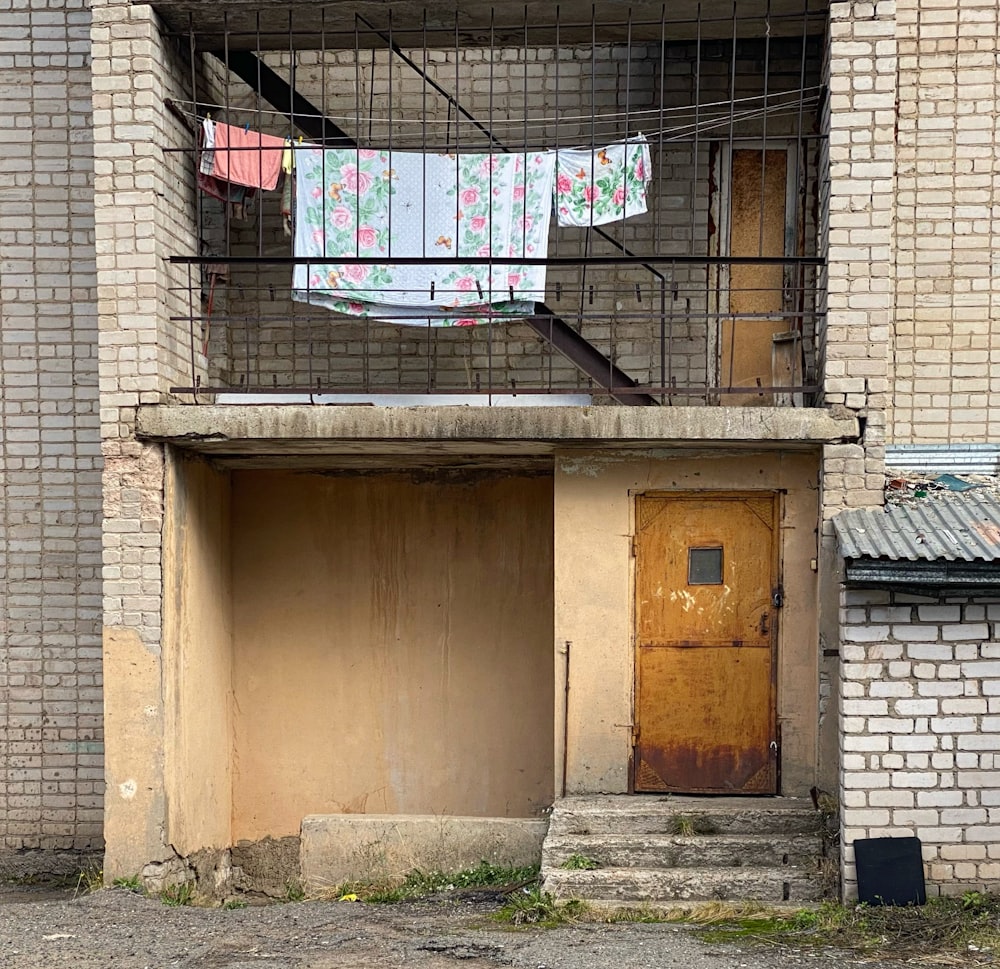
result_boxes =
[688,546,723,585]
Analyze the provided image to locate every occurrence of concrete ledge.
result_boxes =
[137,405,858,456]
[299,815,549,890]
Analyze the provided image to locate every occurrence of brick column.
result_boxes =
[91,0,209,881]
[0,0,103,875]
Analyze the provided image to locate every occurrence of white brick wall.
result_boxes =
[840,589,1000,897]
[0,0,103,867]
[890,0,1000,443]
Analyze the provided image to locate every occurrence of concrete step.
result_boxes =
[542,866,825,904]
[542,832,823,871]
[548,795,823,838]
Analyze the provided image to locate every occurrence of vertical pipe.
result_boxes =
[423,11,432,393]
[758,0,772,261]
[692,2,701,254]
[658,4,667,400]
[187,12,201,391]
[187,263,198,402]
[316,7,326,389]
[255,9,263,260]
[724,1,738,390]
[487,8,495,402]
[794,0,810,349]
[223,10,231,278]
[355,16,369,393]
[522,5,530,395]
[562,641,571,798]
[551,5,561,392]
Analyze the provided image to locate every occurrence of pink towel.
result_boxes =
[211,123,284,191]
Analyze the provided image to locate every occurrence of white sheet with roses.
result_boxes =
[292,146,556,327]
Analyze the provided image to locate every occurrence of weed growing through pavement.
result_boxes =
[694,892,1000,961]
[328,861,539,904]
[74,864,104,896]
[160,881,195,907]
[284,880,306,902]
[112,874,144,893]
[559,853,599,871]
[495,888,586,927]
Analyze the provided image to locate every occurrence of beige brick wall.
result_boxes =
[890,0,1000,443]
[0,0,103,868]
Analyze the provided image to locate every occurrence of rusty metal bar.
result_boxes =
[170,383,822,397]
[170,254,825,267]
[525,307,658,406]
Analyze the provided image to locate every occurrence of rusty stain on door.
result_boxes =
[634,493,778,794]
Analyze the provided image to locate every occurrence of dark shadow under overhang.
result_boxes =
[151,0,830,50]
[844,558,1000,595]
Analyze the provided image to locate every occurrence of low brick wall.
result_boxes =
[839,588,1000,898]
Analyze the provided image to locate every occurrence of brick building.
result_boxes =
[1,0,999,900]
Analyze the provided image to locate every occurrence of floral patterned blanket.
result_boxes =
[554,137,651,228]
[292,147,556,327]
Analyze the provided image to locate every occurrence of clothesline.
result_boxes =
[167,86,822,144]
[172,104,820,156]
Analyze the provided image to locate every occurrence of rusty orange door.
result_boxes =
[634,493,778,794]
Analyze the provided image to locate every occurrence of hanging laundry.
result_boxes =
[280,142,295,238]
[197,118,257,220]
[197,169,256,221]
[200,118,216,175]
[209,122,285,191]
[292,147,556,327]
[554,136,651,228]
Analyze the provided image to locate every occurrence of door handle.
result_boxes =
[759,611,769,635]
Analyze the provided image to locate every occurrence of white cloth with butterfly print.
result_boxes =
[553,136,651,228]
[292,146,556,327]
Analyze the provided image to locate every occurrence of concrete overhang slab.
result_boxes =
[136,404,858,459]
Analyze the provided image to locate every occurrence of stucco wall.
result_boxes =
[553,449,822,796]
[229,469,555,841]
[162,451,233,856]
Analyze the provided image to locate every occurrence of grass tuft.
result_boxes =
[559,853,599,871]
[695,893,1000,960]
[74,864,104,897]
[495,888,585,927]
[284,880,306,902]
[160,881,195,907]
[325,861,540,904]
[112,874,144,893]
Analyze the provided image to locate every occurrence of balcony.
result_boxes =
[157,1,829,406]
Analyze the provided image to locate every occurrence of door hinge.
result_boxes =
[771,585,784,609]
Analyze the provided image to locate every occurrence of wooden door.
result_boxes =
[719,148,791,404]
[634,493,778,794]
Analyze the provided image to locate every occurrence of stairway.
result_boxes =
[541,794,831,905]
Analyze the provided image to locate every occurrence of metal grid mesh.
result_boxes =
[162,2,829,404]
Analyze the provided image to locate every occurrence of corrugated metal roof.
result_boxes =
[834,492,1000,562]
[886,444,1000,475]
